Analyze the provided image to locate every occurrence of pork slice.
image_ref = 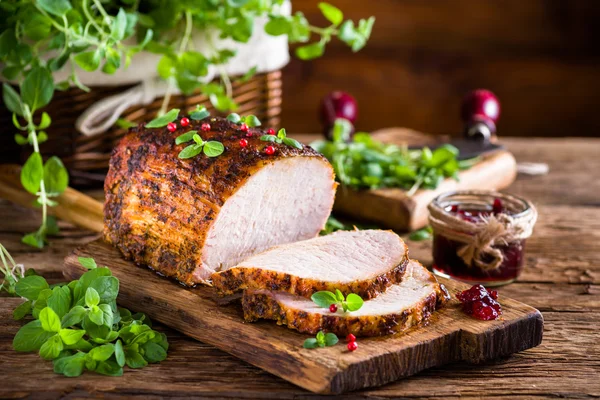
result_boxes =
[104,117,336,285]
[242,260,449,337]
[211,230,409,300]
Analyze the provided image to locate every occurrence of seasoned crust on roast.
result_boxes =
[241,260,450,337]
[211,256,409,300]
[103,116,334,286]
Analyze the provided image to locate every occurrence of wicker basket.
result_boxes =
[0,71,282,187]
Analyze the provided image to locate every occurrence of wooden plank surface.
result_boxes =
[1,137,600,398]
[62,240,542,394]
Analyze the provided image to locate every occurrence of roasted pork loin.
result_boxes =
[211,230,409,300]
[104,117,336,285]
[242,260,449,337]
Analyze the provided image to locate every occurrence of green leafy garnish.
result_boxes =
[409,226,433,241]
[146,109,180,128]
[227,113,261,127]
[311,120,478,195]
[190,105,210,121]
[303,331,339,349]
[175,131,224,159]
[8,255,168,377]
[311,289,364,312]
[320,215,350,235]
[260,128,302,149]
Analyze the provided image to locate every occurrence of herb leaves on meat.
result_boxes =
[226,113,261,127]
[146,108,180,128]
[312,289,364,312]
[260,128,303,149]
[176,132,224,159]
[311,120,478,195]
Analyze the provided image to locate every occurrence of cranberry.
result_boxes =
[264,145,275,155]
[240,123,249,132]
[167,122,177,132]
[449,204,459,213]
[267,128,276,135]
[456,284,502,321]
[239,139,248,148]
[246,132,253,138]
[347,341,358,352]
[329,304,338,313]
[201,123,211,132]
[493,198,503,215]
[346,334,356,342]
[180,117,190,127]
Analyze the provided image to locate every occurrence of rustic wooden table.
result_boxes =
[1,137,599,399]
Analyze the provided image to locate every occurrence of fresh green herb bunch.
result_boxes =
[1,1,374,248]
[311,120,479,196]
[311,289,364,312]
[11,256,168,377]
[303,331,338,349]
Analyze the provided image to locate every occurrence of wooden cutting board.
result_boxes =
[296,128,517,231]
[64,240,543,395]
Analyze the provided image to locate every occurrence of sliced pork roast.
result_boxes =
[104,117,336,285]
[242,260,449,337]
[211,230,409,300]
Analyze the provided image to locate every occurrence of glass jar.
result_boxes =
[428,191,537,286]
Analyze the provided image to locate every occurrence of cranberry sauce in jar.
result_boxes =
[428,191,537,287]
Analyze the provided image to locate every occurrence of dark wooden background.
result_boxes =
[281,0,600,137]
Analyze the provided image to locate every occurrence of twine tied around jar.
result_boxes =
[428,195,537,271]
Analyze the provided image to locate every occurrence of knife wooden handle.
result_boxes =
[0,164,104,233]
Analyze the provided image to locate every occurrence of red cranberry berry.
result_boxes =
[240,123,249,132]
[493,198,503,215]
[449,204,459,213]
[329,304,338,313]
[456,285,502,321]
[264,145,275,155]
[201,123,211,132]
[167,122,177,132]
[267,128,276,135]
[180,117,190,127]
[347,341,358,352]
[239,139,248,148]
[246,132,253,138]
[346,334,356,342]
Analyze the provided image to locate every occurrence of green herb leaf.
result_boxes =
[115,340,126,367]
[311,291,338,308]
[296,42,325,60]
[61,306,87,328]
[89,276,119,303]
[39,334,63,360]
[244,115,261,127]
[59,329,86,346]
[13,320,55,352]
[344,293,364,312]
[142,342,167,363]
[74,51,101,72]
[43,156,69,195]
[190,107,210,121]
[78,257,97,270]
[40,307,62,333]
[227,113,241,123]
[318,2,343,25]
[316,331,326,347]
[89,343,115,362]
[13,300,32,320]
[124,347,148,368]
[192,133,204,145]
[2,84,23,116]
[15,275,49,300]
[112,8,128,41]
[21,66,54,112]
[335,289,345,302]
[303,338,318,349]
[146,108,180,128]
[89,306,104,325]
[36,0,72,17]
[260,135,278,143]
[47,286,72,319]
[178,144,203,159]
[38,112,51,129]
[409,227,432,241]
[203,141,224,157]
[21,152,44,195]
[282,137,302,149]
[324,332,339,346]
[53,352,86,377]
[175,130,196,144]
[95,360,123,377]
[85,287,100,307]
